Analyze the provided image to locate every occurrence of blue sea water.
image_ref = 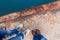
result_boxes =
[0,0,56,16]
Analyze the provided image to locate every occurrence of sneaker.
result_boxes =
[24,29,30,36]
[16,24,23,31]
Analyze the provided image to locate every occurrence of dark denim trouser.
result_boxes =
[0,28,19,40]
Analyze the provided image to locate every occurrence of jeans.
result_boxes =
[41,37,47,40]
[9,32,25,40]
[33,34,47,40]
[0,28,19,40]
[6,29,19,36]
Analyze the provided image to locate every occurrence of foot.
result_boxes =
[16,23,23,31]
[24,29,30,36]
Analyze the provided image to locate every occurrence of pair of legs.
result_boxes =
[6,24,30,40]
[32,29,47,40]
[6,29,47,40]
[0,24,24,40]
[9,29,30,40]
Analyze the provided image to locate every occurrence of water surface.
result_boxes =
[0,0,56,16]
